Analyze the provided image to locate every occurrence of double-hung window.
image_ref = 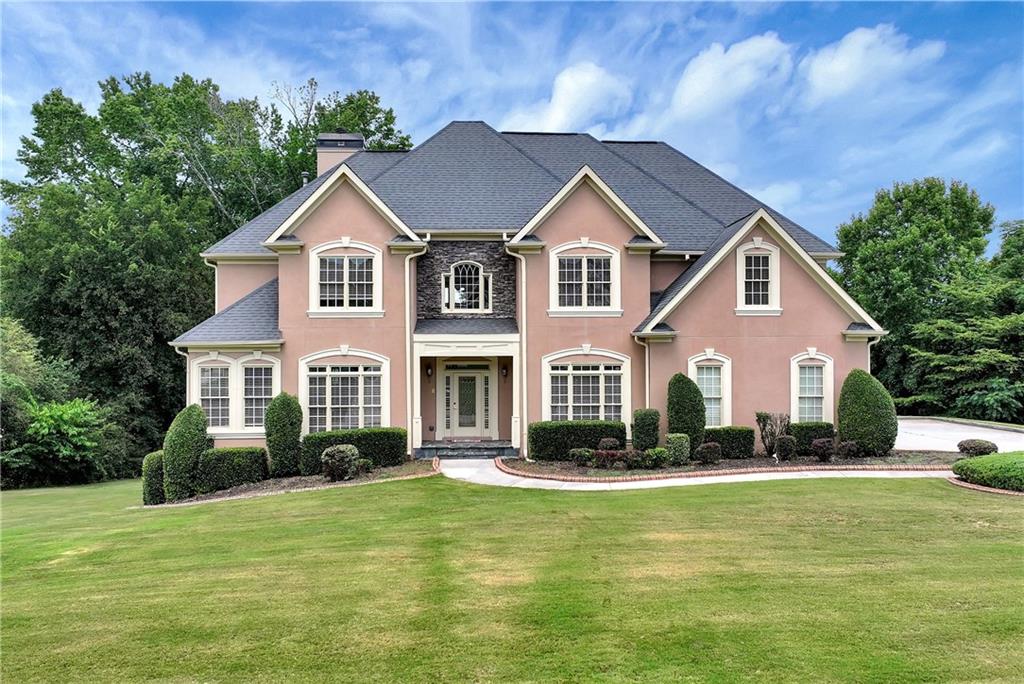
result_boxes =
[744,254,770,306]
[307,365,382,432]
[319,255,374,308]
[549,363,622,421]
[735,239,780,314]
[199,366,230,427]
[695,365,723,427]
[797,365,825,422]
[442,262,492,313]
[244,366,273,428]
[557,256,612,308]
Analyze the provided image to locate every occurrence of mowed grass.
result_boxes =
[2,476,1022,682]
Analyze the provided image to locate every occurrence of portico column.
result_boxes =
[511,352,521,448]
[412,348,423,449]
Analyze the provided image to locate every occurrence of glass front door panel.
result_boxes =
[458,375,477,427]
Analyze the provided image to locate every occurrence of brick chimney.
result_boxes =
[316,128,364,175]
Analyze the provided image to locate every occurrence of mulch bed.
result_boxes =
[499,451,959,482]
[153,459,439,507]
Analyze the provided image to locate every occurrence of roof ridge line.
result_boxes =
[593,135,725,229]
[364,120,461,184]
[489,124,566,184]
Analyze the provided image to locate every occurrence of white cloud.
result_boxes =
[745,181,802,212]
[499,62,632,132]
[798,24,945,107]
[670,32,792,121]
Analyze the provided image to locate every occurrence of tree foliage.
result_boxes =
[2,73,411,459]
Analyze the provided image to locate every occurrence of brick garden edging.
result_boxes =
[495,457,951,484]
[946,477,1024,497]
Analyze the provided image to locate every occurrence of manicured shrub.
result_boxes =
[196,447,268,494]
[300,428,408,474]
[642,447,669,469]
[355,458,373,475]
[569,448,594,467]
[162,405,210,502]
[265,393,302,477]
[527,421,627,461]
[667,373,705,447]
[836,440,861,459]
[703,427,755,459]
[776,435,797,461]
[666,433,690,465]
[755,412,790,457]
[837,369,898,457]
[592,450,626,469]
[694,442,721,465]
[631,409,660,451]
[141,450,165,506]
[811,438,834,462]
[957,439,998,457]
[597,437,622,451]
[322,444,361,481]
[789,422,834,456]
[952,453,1024,492]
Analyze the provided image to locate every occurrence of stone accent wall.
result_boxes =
[416,241,517,319]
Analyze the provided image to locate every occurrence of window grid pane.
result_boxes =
[696,365,722,427]
[319,257,344,307]
[347,257,374,308]
[308,376,327,432]
[452,263,481,310]
[311,365,384,431]
[558,257,583,307]
[798,365,825,422]
[244,366,273,428]
[549,364,623,422]
[744,254,770,306]
[603,374,621,422]
[331,375,360,429]
[586,257,612,307]
[200,367,230,427]
[550,375,569,421]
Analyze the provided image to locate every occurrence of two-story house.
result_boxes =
[171,121,885,457]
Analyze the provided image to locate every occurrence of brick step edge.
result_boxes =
[495,458,951,483]
[946,477,1024,497]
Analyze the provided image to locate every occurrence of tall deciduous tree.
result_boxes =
[835,178,993,402]
[1,72,410,456]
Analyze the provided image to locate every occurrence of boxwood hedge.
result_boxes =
[197,447,269,494]
[837,369,898,456]
[952,453,1024,492]
[141,450,165,506]
[527,420,627,461]
[789,422,834,457]
[266,393,302,477]
[300,428,408,475]
[703,426,755,459]
[162,404,210,502]
[631,409,660,451]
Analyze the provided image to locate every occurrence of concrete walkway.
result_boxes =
[896,417,1024,452]
[439,459,952,491]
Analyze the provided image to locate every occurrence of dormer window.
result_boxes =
[735,237,781,315]
[442,261,492,313]
[308,239,384,317]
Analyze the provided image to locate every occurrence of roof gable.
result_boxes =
[171,278,281,346]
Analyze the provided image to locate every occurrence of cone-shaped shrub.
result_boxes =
[142,450,165,506]
[631,408,660,451]
[162,404,209,501]
[837,369,897,457]
[667,373,705,447]
[265,393,302,477]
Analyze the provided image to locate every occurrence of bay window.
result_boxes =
[200,366,230,427]
[244,366,274,428]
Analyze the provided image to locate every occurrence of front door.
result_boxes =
[439,362,495,440]
[451,373,484,438]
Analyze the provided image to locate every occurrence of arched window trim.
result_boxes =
[298,347,391,435]
[548,239,623,317]
[307,239,384,318]
[189,352,281,435]
[441,260,493,314]
[541,346,632,438]
[687,349,733,427]
[790,348,834,423]
[735,237,782,315]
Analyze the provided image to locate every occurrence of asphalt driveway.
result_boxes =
[896,418,1024,452]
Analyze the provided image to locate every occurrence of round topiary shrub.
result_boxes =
[776,435,797,461]
[957,439,998,457]
[631,409,661,452]
[667,373,705,448]
[811,438,834,462]
[142,450,165,506]
[694,442,720,465]
[835,440,861,459]
[837,369,897,457]
[568,448,594,467]
[666,433,690,465]
[162,405,209,502]
[597,437,621,451]
[265,393,302,477]
[322,444,361,481]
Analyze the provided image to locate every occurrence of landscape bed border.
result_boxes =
[495,457,951,483]
[945,476,1024,497]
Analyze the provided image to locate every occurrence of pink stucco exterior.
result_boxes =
[185,168,877,455]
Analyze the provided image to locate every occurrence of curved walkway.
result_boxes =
[440,459,953,491]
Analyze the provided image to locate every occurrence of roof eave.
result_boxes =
[169,339,284,351]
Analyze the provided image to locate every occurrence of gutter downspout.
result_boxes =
[173,346,190,405]
[505,241,528,456]
[204,258,218,312]
[867,335,882,374]
[405,239,429,456]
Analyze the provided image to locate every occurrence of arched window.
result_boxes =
[308,239,383,317]
[688,349,732,427]
[299,347,391,433]
[541,347,632,429]
[442,261,492,313]
[735,237,781,315]
[548,240,622,316]
[790,348,834,423]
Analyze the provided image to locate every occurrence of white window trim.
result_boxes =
[735,237,782,315]
[547,239,623,317]
[307,239,384,318]
[441,260,493,314]
[189,352,281,436]
[298,347,391,435]
[541,346,632,438]
[688,349,733,427]
[790,348,834,423]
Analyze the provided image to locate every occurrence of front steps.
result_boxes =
[415,440,518,460]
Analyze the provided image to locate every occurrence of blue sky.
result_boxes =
[2,2,1021,250]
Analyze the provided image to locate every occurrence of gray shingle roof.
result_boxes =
[415,318,519,335]
[204,121,837,256]
[173,279,281,345]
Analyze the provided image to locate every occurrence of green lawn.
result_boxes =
[3,476,1022,682]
